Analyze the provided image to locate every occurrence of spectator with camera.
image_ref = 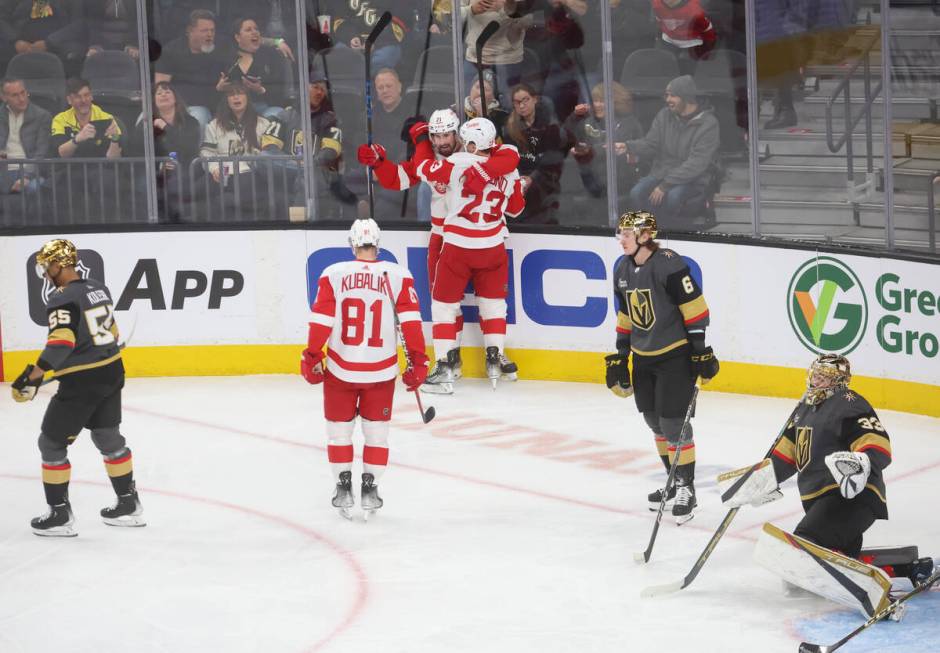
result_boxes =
[51,77,123,159]
[215,17,289,121]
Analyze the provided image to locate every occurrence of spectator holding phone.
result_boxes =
[50,78,122,159]
[215,17,287,121]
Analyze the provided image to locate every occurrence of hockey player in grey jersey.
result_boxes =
[11,238,145,536]
[604,212,719,523]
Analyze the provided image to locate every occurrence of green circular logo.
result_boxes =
[787,256,868,355]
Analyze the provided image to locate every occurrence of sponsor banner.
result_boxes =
[1,230,938,393]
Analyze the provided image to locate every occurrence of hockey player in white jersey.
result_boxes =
[300,219,429,519]
[413,117,526,390]
[358,111,521,393]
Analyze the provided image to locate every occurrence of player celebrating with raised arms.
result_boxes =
[11,239,144,536]
[605,212,719,524]
[358,110,521,393]
[301,219,429,519]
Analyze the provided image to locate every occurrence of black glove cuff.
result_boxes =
[687,332,707,353]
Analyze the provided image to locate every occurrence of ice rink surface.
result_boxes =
[1,375,938,653]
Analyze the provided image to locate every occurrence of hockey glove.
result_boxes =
[604,353,632,398]
[825,451,871,500]
[405,119,430,146]
[356,143,386,168]
[11,364,41,402]
[300,349,325,385]
[689,337,719,384]
[461,164,490,196]
[402,353,430,391]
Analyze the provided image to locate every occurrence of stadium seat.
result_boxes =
[693,49,747,96]
[81,50,142,104]
[619,48,680,95]
[7,52,66,114]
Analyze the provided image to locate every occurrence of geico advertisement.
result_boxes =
[0,232,257,349]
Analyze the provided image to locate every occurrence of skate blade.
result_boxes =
[102,515,147,527]
[337,507,353,520]
[889,603,907,622]
[32,525,78,537]
[674,512,695,526]
[363,509,379,522]
[501,372,518,382]
[420,383,453,395]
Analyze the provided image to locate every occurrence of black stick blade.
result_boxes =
[476,20,500,56]
[367,11,392,46]
[422,406,436,424]
[798,645,825,653]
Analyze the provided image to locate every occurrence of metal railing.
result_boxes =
[927,170,939,253]
[824,27,883,221]
[189,155,302,223]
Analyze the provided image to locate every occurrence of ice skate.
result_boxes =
[101,484,146,527]
[485,346,501,389]
[672,478,696,525]
[497,351,518,381]
[647,485,676,512]
[421,349,458,395]
[332,471,354,520]
[31,501,77,537]
[361,473,383,521]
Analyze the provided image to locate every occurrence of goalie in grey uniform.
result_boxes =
[604,212,719,524]
[10,239,145,536]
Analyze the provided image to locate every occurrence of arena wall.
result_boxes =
[1,231,938,416]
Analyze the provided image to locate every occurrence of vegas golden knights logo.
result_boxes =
[795,426,813,471]
[628,289,656,331]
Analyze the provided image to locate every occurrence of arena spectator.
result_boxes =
[503,82,573,225]
[371,67,412,162]
[200,82,272,217]
[332,1,414,71]
[565,81,643,199]
[462,75,509,140]
[154,9,229,138]
[623,75,719,223]
[652,0,717,75]
[215,17,289,121]
[50,77,123,159]
[524,0,587,122]
[461,0,534,106]
[11,0,85,76]
[0,76,51,194]
[83,0,140,60]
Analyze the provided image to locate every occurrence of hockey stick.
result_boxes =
[475,21,500,120]
[400,5,436,218]
[640,399,803,597]
[633,382,700,564]
[382,271,435,424]
[364,11,392,220]
[40,311,138,387]
[798,569,940,653]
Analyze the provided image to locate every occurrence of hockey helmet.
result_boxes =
[428,108,460,135]
[617,211,658,240]
[36,238,78,270]
[805,353,851,405]
[348,218,381,249]
[459,118,497,152]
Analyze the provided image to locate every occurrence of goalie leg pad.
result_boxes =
[754,522,892,618]
[716,458,781,508]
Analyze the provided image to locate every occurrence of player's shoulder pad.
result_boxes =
[380,260,414,280]
[494,143,519,155]
[654,248,689,272]
[47,280,87,307]
[447,151,483,167]
[835,388,876,414]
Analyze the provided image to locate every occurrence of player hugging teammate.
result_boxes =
[359,112,524,394]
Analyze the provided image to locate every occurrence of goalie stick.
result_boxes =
[364,11,392,220]
[640,398,803,596]
[382,271,435,424]
[633,383,699,564]
[798,568,940,653]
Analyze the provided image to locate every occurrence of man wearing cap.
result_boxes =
[622,75,719,224]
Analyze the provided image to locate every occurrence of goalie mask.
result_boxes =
[806,354,851,405]
[36,238,78,272]
[348,218,381,249]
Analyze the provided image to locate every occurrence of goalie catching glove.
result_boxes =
[825,451,871,499]
[604,353,632,398]
[716,458,783,508]
[11,364,42,402]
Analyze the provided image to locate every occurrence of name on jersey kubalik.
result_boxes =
[341,271,385,293]
[86,289,109,304]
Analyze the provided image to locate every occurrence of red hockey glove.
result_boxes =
[300,349,325,384]
[408,120,430,146]
[461,163,490,196]
[401,351,430,391]
[357,143,386,168]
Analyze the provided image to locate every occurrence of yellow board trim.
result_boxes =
[4,346,939,417]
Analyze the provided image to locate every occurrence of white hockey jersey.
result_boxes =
[415,151,526,249]
[307,259,424,384]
